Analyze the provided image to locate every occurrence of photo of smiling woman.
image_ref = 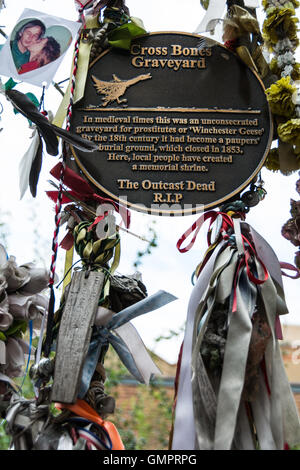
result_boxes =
[18,36,61,74]
[0,8,81,87]
[10,19,46,71]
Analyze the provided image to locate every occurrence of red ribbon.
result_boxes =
[232,257,245,313]
[47,162,131,229]
[280,262,300,279]
[60,231,75,251]
[177,211,269,286]
[87,214,105,232]
[176,210,222,253]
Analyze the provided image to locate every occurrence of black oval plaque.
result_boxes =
[70,32,272,215]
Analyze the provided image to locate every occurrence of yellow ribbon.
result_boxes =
[53,15,100,128]
[222,6,265,75]
[224,5,260,37]
[62,245,75,294]
[195,241,218,278]
[102,238,121,300]
[236,45,259,73]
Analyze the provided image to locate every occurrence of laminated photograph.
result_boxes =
[0,8,81,87]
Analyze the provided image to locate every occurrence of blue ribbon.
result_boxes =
[78,290,177,398]
[21,319,33,391]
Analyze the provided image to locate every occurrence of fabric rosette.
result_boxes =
[0,245,51,384]
[277,118,300,146]
[265,76,296,117]
[282,216,300,246]
[270,57,300,82]
[0,257,30,293]
[8,293,48,322]
[0,274,7,298]
[18,263,57,295]
[4,337,33,378]
[0,293,13,332]
[263,7,299,51]
[262,0,300,9]
[264,148,282,172]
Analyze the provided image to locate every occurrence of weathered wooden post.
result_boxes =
[51,271,105,403]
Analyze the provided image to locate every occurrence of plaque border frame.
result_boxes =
[71,31,273,216]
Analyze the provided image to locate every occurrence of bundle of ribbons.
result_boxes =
[172,209,300,450]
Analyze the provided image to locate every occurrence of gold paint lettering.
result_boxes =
[131,56,144,67]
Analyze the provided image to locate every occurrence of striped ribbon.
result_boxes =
[68,416,113,450]
[44,10,85,358]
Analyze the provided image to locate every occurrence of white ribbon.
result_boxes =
[115,322,162,385]
[172,241,226,450]
[94,306,162,385]
[214,266,253,449]
[18,128,41,200]
[194,0,259,36]
[92,293,172,386]
[251,371,277,449]
[194,0,227,34]
[260,268,300,449]
[0,340,5,364]
[233,403,255,450]
[173,219,299,450]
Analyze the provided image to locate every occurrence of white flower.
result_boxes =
[8,293,41,321]
[278,52,295,67]
[4,337,25,378]
[0,256,31,293]
[292,82,300,105]
[0,293,13,331]
[18,263,58,295]
[0,274,7,298]
[274,38,293,54]
[282,65,294,76]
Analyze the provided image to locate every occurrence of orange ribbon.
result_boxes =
[55,399,125,450]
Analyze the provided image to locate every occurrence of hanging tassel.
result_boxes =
[29,134,43,198]
[5,89,98,155]
[172,210,300,450]
[19,129,42,199]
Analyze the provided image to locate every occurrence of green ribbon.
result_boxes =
[107,18,146,50]
[0,331,6,341]
[4,78,18,91]
[5,320,27,337]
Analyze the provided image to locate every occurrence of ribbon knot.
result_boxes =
[48,162,130,227]
[95,326,110,345]
[78,290,177,399]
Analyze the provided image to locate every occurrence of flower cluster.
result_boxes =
[0,244,50,388]
[265,76,296,116]
[281,172,300,268]
[263,0,300,173]
[263,4,299,51]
